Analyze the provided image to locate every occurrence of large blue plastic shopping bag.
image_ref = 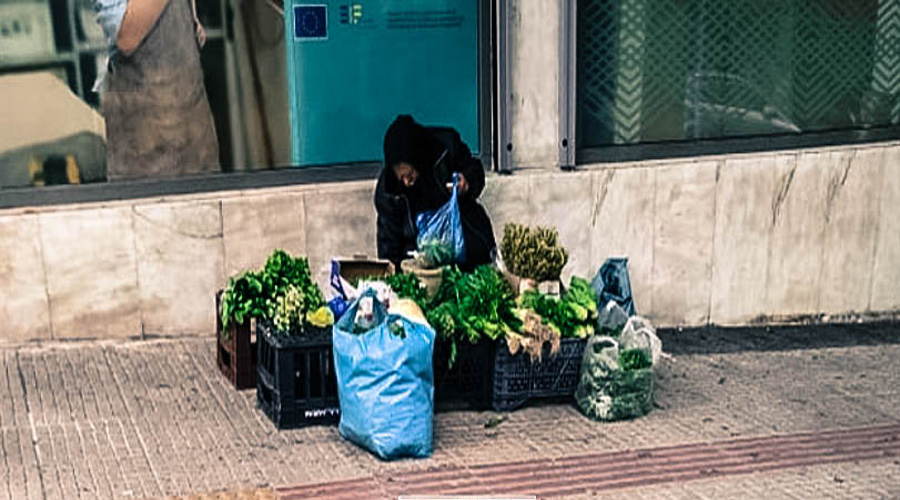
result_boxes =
[415,173,466,267]
[333,291,435,460]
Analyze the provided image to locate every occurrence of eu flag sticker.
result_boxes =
[294,4,328,40]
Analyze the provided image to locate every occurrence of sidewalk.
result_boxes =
[1,324,898,500]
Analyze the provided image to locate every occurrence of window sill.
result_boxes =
[576,126,900,165]
[0,163,383,210]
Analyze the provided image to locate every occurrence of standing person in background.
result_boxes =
[93,0,219,181]
[375,114,496,272]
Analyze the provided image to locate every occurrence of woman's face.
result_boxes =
[393,162,419,188]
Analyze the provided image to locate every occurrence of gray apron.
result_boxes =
[102,0,219,181]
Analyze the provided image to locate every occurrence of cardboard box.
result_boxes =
[332,255,394,285]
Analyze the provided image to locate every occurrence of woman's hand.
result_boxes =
[446,173,469,195]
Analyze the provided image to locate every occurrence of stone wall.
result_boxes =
[1,142,897,344]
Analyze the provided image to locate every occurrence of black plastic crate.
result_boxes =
[256,321,340,429]
[433,338,493,411]
[491,337,587,412]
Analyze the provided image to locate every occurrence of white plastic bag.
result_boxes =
[597,300,629,336]
[620,316,663,365]
[575,335,654,422]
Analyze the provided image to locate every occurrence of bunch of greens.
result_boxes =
[517,276,598,338]
[426,265,522,366]
[382,272,429,310]
[506,308,561,361]
[500,223,569,282]
[272,285,303,333]
[220,249,327,336]
[220,270,269,334]
[262,249,325,316]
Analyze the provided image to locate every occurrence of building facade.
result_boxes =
[1,0,898,343]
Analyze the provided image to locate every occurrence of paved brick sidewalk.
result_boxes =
[1,325,899,500]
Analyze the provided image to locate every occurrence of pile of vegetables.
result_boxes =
[425,265,522,365]
[382,272,429,310]
[500,223,569,282]
[372,268,599,367]
[337,223,602,369]
[220,249,332,337]
[517,276,598,339]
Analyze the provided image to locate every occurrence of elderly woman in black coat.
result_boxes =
[374,115,496,272]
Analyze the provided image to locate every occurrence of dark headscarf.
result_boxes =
[383,115,441,173]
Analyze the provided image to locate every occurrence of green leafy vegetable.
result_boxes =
[426,265,522,367]
[262,249,324,316]
[382,273,429,310]
[220,249,326,336]
[517,276,599,338]
[566,276,598,322]
[272,285,303,333]
[388,319,408,339]
[500,223,569,281]
[220,270,269,335]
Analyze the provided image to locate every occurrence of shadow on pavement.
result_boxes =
[658,321,900,356]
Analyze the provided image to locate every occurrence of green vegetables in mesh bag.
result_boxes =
[415,173,466,269]
[575,335,654,422]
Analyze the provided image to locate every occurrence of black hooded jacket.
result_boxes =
[375,115,496,271]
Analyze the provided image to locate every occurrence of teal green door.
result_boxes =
[286,1,480,166]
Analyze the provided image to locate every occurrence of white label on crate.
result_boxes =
[304,408,340,418]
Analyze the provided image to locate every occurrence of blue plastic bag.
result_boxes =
[592,257,636,316]
[327,296,348,319]
[333,291,435,460]
[415,173,466,267]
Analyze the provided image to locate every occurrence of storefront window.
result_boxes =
[0,0,483,191]
[577,0,900,149]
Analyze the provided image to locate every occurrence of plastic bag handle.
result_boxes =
[359,287,388,315]
[450,172,460,198]
[593,335,619,351]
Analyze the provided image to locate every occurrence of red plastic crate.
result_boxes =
[215,291,257,390]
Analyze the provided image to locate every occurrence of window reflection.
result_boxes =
[577,0,900,148]
[0,0,290,188]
